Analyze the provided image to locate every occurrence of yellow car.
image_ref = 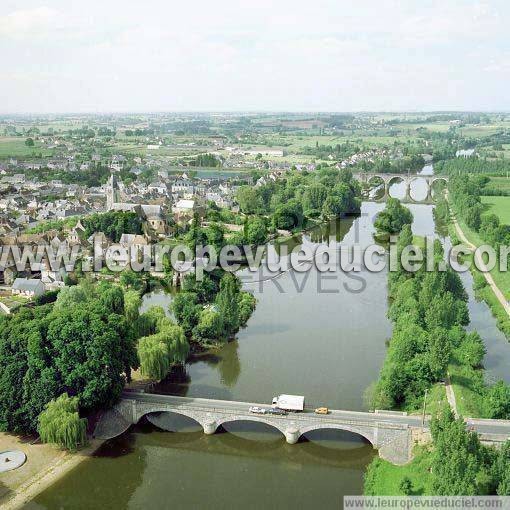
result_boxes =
[314,407,329,415]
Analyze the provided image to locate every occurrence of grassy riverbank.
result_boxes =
[364,446,432,495]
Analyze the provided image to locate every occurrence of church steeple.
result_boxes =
[106,173,120,210]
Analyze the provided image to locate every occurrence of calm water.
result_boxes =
[31,170,510,509]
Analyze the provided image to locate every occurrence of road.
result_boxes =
[123,391,510,438]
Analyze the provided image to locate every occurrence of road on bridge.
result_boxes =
[121,391,510,438]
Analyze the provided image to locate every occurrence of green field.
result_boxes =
[487,176,510,192]
[364,447,432,495]
[0,137,53,158]
[481,195,510,223]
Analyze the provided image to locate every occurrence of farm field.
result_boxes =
[487,176,510,192]
[0,137,53,158]
[481,195,510,224]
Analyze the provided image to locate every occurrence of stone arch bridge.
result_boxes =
[95,392,423,464]
[94,392,510,465]
[353,173,449,203]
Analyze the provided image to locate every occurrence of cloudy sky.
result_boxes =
[1,0,509,113]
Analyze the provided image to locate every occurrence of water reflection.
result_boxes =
[139,286,175,316]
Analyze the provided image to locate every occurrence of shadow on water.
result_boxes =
[120,422,376,470]
[32,434,147,510]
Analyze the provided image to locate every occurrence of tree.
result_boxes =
[181,273,219,303]
[430,408,491,495]
[120,270,145,291]
[136,310,188,380]
[137,336,169,380]
[456,332,485,368]
[374,198,413,234]
[25,137,35,147]
[485,381,510,419]
[158,322,189,364]
[192,309,224,343]
[205,223,225,251]
[238,292,257,326]
[427,328,451,380]
[170,292,201,336]
[399,476,413,495]
[493,441,510,495]
[236,186,264,214]
[321,195,343,217]
[215,274,240,336]
[424,292,469,330]
[83,211,142,242]
[124,290,142,324]
[272,200,303,230]
[465,205,482,231]
[38,393,87,451]
[54,285,88,310]
[244,217,268,245]
[46,300,130,411]
[303,183,328,213]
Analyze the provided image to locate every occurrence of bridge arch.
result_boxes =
[387,175,407,200]
[430,176,448,186]
[297,423,376,446]
[408,176,430,203]
[134,406,208,430]
[215,416,287,437]
[365,175,387,201]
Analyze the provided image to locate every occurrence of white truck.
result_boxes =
[271,394,305,412]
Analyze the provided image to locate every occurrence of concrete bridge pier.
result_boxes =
[285,427,300,444]
[203,420,218,435]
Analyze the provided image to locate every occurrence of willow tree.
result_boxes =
[159,322,189,364]
[137,336,169,380]
[38,393,87,451]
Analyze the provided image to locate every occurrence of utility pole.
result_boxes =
[421,388,428,430]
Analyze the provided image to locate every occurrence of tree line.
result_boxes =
[448,174,510,259]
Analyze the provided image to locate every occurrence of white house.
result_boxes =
[12,278,45,298]
[173,199,196,217]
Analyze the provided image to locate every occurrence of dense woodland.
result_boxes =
[235,167,361,227]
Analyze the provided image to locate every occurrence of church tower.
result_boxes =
[106,173,120,210]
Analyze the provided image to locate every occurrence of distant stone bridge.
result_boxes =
[353,173,449,203]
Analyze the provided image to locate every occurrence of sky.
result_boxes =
[1,0,509,113]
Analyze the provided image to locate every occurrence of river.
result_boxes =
[29,170,510,509]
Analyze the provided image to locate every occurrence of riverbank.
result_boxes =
[364,446,432,495]
[449,210,510,338]
[0,432,103,510]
